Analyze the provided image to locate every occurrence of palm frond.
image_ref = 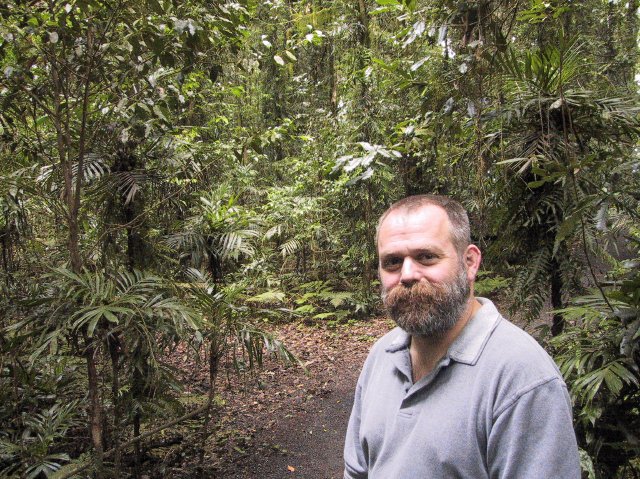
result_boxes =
[279,238,301,257]
[73,153,109,183]
[217,229,259,260]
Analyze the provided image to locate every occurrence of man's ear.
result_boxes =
[464,244,482,282]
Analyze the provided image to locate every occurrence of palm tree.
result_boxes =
[485,37,640,333]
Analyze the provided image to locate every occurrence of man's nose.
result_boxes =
[400,257,422,285]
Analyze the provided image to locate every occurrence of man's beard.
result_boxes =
[381,263,471,338]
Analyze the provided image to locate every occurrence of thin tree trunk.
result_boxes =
[0,230,10,286]
[68,25,93,274]
[356,0,370,48]
[49,13,106,475]
[197,342,222,478]
[355,0,372,141]
[108,336,123,475]
[55,404,211,479]
[550,257,565,336]
[85,341,104,477]
[132,364,143,477]
[624,0,639,86]
[329,42,338,115]
[363,184,374,296]
[354,0,376,296]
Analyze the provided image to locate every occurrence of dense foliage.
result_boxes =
[1,0,638,477]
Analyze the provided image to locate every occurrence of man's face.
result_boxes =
[377,205,473,337]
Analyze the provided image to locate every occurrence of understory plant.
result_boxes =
[0,354,84,478]
[552,261,640,477]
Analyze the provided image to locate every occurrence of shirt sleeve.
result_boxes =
[344,381,368,479]
[487,377,581,479]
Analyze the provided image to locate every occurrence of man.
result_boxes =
[344,195,580,478]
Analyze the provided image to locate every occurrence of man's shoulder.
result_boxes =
[491,315,551,355]
[467,303,569,418]
[482,311,563,380]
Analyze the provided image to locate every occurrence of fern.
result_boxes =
[552,262,640,476]
[510,247,552,322]
[0,401,81,479]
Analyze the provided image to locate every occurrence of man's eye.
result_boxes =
[416,253,436,263]
[382,258,402,270]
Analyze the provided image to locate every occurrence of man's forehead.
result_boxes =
[377,204,454,251]
[380,204,450,230]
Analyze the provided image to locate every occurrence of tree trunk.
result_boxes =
[329,42,338,115]
[50,15,105,475]
[0,227,10,286]
[86,341,104,477]
[550,257,565,336]
[132,364,143,477]
[354,0,376,296]
[363,184,374,296]
[624,0,639,86]
[355,0,372,141]
[196,343,222,478]
[108,335,123,475]
[356,0,371,48]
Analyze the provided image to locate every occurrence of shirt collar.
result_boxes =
[447,297,501,365]
[384,297,502,366]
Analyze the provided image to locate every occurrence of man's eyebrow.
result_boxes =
[379,247,442,258]
[417,247,445,255]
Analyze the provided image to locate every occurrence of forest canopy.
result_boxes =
[1,0,639,477]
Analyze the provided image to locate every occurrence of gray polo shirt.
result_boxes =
[344,298,580,479]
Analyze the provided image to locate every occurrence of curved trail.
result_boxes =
[225,367,358,478]
[212,319,391,478]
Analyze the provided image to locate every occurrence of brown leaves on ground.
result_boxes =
[161,317,393,477]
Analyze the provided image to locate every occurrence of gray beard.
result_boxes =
[381,264,471,338]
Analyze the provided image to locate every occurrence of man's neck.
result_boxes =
[409,297,482,383]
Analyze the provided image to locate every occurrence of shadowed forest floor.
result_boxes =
[161,318,393,478]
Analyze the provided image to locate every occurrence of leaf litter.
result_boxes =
[161,317,393,478]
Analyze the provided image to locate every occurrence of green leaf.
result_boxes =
[152,104,169,122]
[246,290,287,303]
[293,304,315,314]
[86,310,104,337]
[602,365,623,395]
[103,309,120,324]
[553,212,581,256]
[526,179,547,188]
[578,449,596,479]
[229,85,245,97]
[403,0,417,11]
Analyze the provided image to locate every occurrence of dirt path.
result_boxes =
[210,319,393,478]
[219,368,358,479]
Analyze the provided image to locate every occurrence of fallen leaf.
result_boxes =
[287,465,296,472]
